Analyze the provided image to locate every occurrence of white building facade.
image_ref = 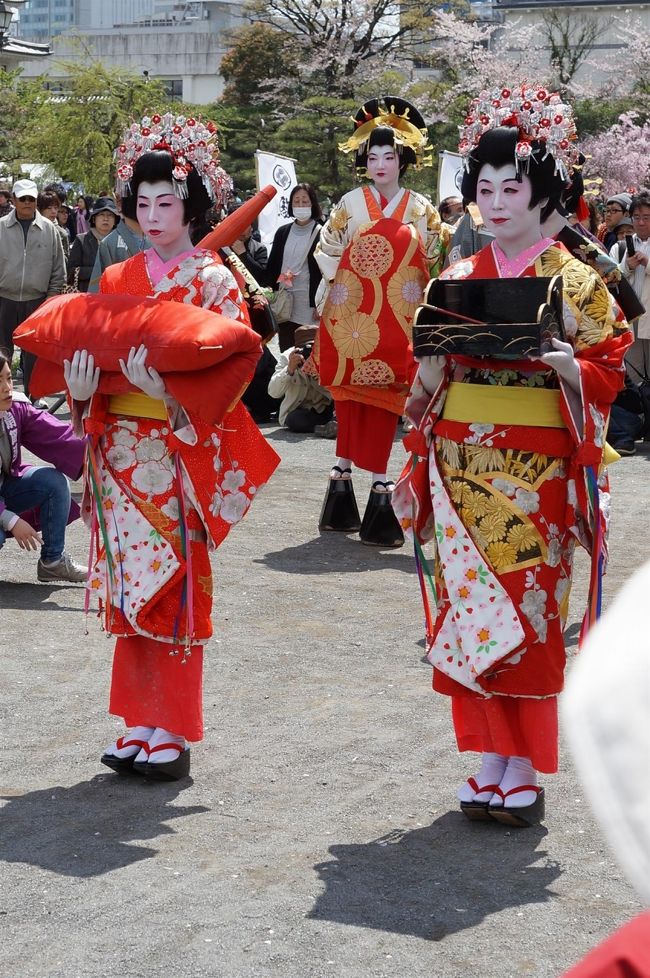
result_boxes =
[18,0,246,104]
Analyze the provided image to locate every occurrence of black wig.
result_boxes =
[460,127,566,222]
[124,150,212,224]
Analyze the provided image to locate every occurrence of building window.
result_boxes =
[163,79,183,102]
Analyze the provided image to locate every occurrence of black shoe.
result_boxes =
[319,469,361,531]
[139,747,191,781]
[359,482,404,548]
[100,753,143,775]
[488,786,545,827]
[614,442,636,456]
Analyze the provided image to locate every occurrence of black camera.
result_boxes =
[300,342,314,360]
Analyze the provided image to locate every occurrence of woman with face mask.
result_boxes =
[265,182,324,352]
[56,114,280,781]
[315,97,449,548]
[393,86,632,827]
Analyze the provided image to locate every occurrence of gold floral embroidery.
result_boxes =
[487,540,518,569]
[330,311,380,359]
[480,510,508,543]
[325,269,363,315]
[386,265,426,326]
[507,523,539,552]
[329,205,349,233]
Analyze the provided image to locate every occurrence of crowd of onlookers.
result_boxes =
[0,175,648,448]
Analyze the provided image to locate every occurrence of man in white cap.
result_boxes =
[0,178,65,406]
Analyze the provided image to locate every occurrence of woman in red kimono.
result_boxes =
[394,87,631,825]
[64,114,279,780]
[316,97,447,546]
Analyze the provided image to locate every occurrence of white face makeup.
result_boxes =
[475,164,545,253]
[136,180,189,257]
[366,145,401,193]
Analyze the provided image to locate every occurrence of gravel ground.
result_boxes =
[1,405,648,978]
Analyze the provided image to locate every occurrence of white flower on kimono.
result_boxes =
[161,497,180,522]
[209,492,222,518]
[210,432,222,450]
[200,264,237,309]
[514,488,540,514]
[213,455,222,473]
[555,575,570,604]
[529,612,548,643]
[567,479,578,508]
[546,538,562,568]
[221,468,246,493]
[441,259,473,280]
[106,444,136,471]
[131,460,174,496]
[491,478,517,497]
[589,404,605,448]
[219,298,244,321]
[135,437,167,463]
[111,428,137,448]
[521,587,547,619]
[469,423,495,436]
[220,490,249,524]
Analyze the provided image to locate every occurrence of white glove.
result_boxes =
[540,337,580,393]
[63,349,100,401]
[416,355,446,395]
[118,345,167,400]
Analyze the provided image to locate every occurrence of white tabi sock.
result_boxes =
[147,727,187,765]
[105,725,155,761]
[332,458,353,478]
[491,755,539,808]
[457,752,508,804]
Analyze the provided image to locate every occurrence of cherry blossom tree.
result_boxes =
[581,112,650,199]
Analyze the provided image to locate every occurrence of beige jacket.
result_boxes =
[267,350,332,426]
[617,235,650,339]
[0,209,65,301]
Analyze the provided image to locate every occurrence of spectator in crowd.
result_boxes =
[0,350,86,583]
[0,179,65,404]
[44,183,77,243]
[438,195,463,225]
[56,204,73,243]
[67,197,119,292]
[609,212,635,251]
[0,189,13,218]
[37,190,70,259]
[87,193,149,292]
[226,202,268,280]
[445,200,494,265]
[598,193,632,251]
[265,183,323,351]
[268,343,334,433]
[616,188,650,403]
[74,195,93,235]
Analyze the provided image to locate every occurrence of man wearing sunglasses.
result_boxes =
[0,179,65,407]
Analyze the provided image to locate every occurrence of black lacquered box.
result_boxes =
[413,275,565,359]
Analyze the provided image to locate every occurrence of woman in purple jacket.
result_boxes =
[0,351,87,582]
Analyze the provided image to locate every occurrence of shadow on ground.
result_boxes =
[256,533,416,576]
[0,775,208,877]
[0,581,84,612]
[309,812,560,941]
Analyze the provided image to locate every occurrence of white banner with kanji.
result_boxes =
[255,151,297,248]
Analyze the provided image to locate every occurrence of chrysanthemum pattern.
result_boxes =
[330,312,380,360]
[386,265,426,329]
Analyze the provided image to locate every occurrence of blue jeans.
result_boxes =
[609,404,643,448]
[0,466,72,562]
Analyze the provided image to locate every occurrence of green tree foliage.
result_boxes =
[219,22,298,107]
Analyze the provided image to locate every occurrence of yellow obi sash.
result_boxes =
[442,382,566,428]
[108,392,167,420]
[441,381,620,465]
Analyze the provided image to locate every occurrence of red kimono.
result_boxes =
[394,241,631,771]
[83,249,280,740]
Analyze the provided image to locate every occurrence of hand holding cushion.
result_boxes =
[63,349,100,401]
[119,345,167,400]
